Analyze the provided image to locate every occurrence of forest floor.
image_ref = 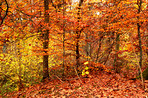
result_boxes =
[2,71,148,97]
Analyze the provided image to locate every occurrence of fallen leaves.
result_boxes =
[3,71,148,97]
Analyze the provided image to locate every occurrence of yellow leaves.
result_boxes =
[84,61,89,65]
[0,53,4,57]
[85,66,89,70]
[82,66,89,76]
[6,62,9,65]
[85,71,89,74]
[141,3,147,9]
[82,70,89,76]
[82,71,85,76]
[25,83,30,87]
[85,0,103,3]
[134,4,139,9]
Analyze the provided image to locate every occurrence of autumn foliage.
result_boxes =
[0,0,148,97]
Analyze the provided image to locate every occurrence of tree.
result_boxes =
[137,0,144,89]
[62,0,66,77]
[0,0,148,94]
[75,0,84,71]
[42,0,50,80]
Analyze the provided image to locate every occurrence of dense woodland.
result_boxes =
[0,0,148,97]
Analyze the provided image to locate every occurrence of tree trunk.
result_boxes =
[137,0,142,68]
[42,0,49,80]
[76,0,83,70]
[137,0,144,89]
[113,33,120,72]
[96,36,103,63]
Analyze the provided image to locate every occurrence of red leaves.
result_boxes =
[4,72,148,97]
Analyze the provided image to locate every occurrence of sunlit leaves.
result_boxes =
[82,66,89,76]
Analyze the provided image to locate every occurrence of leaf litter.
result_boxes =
[3,72,148,97]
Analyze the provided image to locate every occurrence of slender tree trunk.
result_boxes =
[76,31,80,70]
[137,28,142,69]
[137,0,142,68]
[76,0,83,70]
[42,0,49,80]
[96,36,103,63]
[85,3,91,62]
[62,0,66,77]
[114,33,120,72]
[137,23,142,68]
[137,0,144,89]
[85,33,89,61]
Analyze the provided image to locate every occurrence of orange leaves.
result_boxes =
[5,72,148,97]
[0,0,147,96]
[126,43,133,52]
[82,61,112,74]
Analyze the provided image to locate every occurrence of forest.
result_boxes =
[0,0,148,97]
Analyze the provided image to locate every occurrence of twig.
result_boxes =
[54,75,64,83]
[74,66,82,83]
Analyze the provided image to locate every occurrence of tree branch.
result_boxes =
[0,0,9,25]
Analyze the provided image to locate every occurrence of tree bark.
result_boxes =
[137,0,142,68]
[76,0,83,70]
[42,0,50,80]
[113,33,120,72]
[137,0,144,89]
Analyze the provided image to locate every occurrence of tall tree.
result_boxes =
[137,0,144,89]
[62,0,66,77]
[43,0,50,80]
[75,0,83,70]
[137,0,143,70]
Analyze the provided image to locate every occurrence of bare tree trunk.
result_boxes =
[113,33,120,72]
[96,36,103,63]
[76,0,83,70]
[42,0,49,80]
[76,31,80,70]
[137,0,144,89]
